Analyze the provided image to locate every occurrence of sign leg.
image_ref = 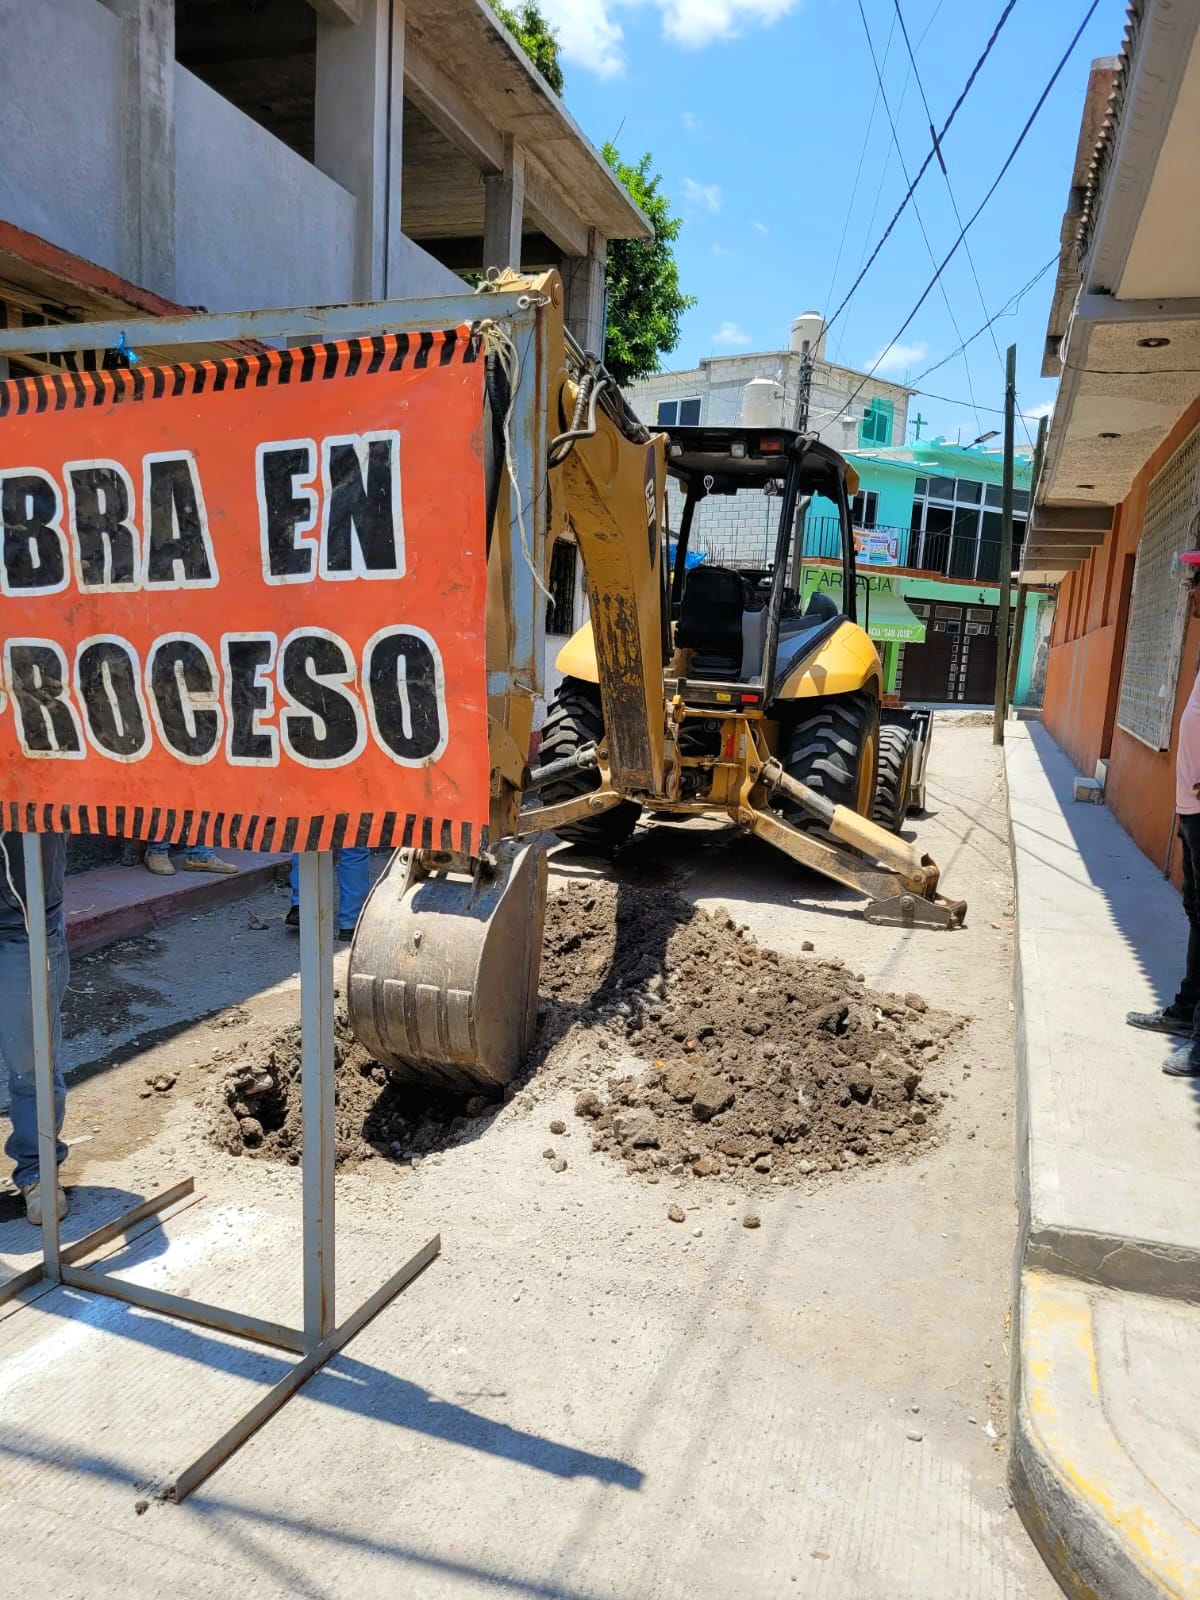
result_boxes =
[21,834,61,1281]
[298,850,336,1346]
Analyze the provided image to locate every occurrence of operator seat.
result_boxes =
[677,566,747,681]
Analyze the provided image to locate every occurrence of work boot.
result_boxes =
[1163,1039,1200,1077]
[182,853,238,874]
[22,1182,68,1225]
[285,905,300,931]
[1126,1007,1192,1037]
[145,851,175,877]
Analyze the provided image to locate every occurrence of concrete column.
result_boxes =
[482,136,525,275]
[105,0,176,297]
[564,230,607,355]
[315,0,405,300]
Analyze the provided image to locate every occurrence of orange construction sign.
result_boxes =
[0,328,489,853]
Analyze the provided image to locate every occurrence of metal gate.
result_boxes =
[1117,421,1200,750]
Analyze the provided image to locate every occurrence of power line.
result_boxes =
[891,0,1035,448]
[821,9,899,367]
[838,0,1102,426]
[826,0,1020,334]
[856,0,984,433]
[908,255,1058,386]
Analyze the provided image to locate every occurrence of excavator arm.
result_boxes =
[349,272,671,1092]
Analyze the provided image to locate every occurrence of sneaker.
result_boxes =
[1163,1042,1200,1077]
[1126,1008,1192,1037]
[337,926,355,943]
[145,851,175,877]
[285,905,300,931]
[182,854,238,875]
[22,1182,68,1225]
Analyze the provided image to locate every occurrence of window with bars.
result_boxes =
[1116,422,1200,749]
[546,538,578,635]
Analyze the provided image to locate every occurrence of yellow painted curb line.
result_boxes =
[1012,1271,1200,1599]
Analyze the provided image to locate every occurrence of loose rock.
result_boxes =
[668,1204,685,1223]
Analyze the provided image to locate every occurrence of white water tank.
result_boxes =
[790,311,827,360]
[740,377,783,427]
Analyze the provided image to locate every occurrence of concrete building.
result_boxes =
[801,439,1050,708]
[0,0,649,726]
[624,313,914,561]
[1023,3,1200,877]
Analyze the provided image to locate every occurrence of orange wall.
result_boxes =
[1040,394,1200,882]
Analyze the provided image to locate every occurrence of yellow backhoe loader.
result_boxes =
[348,271,965,1094]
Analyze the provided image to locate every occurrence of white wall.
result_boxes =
[0,0,125,274]
[174,67,357,311]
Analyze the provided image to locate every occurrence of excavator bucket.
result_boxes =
[348,839,548,1094]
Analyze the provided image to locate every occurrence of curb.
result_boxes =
[64,851,289,956]
[1010,1272,1200,1600]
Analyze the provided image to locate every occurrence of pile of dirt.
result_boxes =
[206,878,962,1183]
[540,879,960,1186]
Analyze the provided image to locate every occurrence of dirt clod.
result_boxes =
[667,1204,685,1223]
[742,1214,762,1229]
[550,1157,568,1173]
[549,1119,566,1135]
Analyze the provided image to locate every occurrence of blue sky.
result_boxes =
[537,0,1128,446]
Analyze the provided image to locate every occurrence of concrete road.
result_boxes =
[1,723,1058,1599]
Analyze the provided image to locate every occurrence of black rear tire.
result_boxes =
[872,723,914,833]
[536,678,642,848]
[778,690,880,830]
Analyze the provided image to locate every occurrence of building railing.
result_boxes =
[801,516,1023,583]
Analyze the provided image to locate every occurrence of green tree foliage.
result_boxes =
[484,5,694,386]
[600,144,696,385]
[488,1,564,95]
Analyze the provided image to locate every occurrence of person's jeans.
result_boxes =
[1172,812,1200,1034]
[1,917,69,1190]
[290,848,370,929]
[147,840,216,863]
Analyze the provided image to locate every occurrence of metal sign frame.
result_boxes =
[0,288,548,1501]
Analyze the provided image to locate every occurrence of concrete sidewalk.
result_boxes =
[1006,720,1200,1599]
[64,850,289,956]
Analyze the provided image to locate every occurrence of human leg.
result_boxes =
[336,848,370,936]
[0,919,70,1191]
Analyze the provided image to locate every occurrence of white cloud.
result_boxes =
[752,220,769,235]
[1021,400,1054,421]
[535,0,799,78]
[682,111,701,132]
[871,340,928,376]
[714,321,752,347]
[712,243,733,257]
[657,0,798,50]
[683,177,722,213]
[536,0,625,77]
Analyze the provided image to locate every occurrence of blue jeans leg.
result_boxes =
[148,839,214,863]
[290,849,370,927]
[337,848,370,928]
[1,919,70,1190]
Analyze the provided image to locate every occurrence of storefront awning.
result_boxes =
[860,588,926,644]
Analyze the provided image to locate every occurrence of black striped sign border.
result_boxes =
[0,326,481,419]
[0,802,483,856]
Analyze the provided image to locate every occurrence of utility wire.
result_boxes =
[907,255,1057,385]
[826,0,1020,335]
[822,9,899,367]
[856,0,984,433]
[840,0,945,354]
[891,0,1035,447]
[837,0,1102,427]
